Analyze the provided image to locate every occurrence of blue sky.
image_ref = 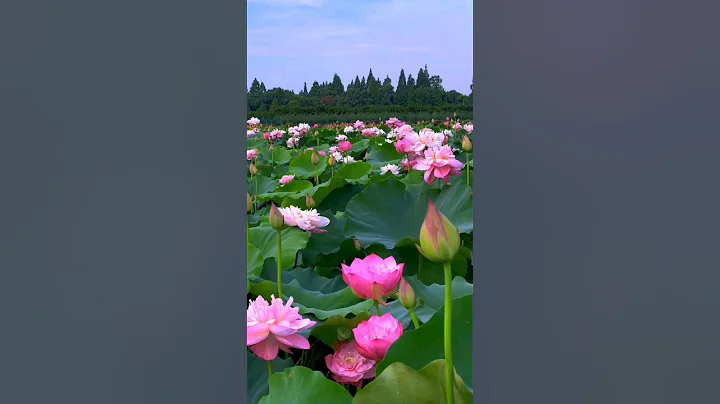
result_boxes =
[247,0,473,95]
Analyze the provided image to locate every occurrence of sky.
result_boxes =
[247,0,473,95]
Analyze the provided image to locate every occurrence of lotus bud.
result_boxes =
[328,156,337,166]
[269,203,285,231]
[398,278,417,310]
[311,151,320,165]
[453,112,457,118]
[336,327,352,342]
[305,194,316,209]
[462,135,472,152]
[314,130,319,136]
[364,152,369,160]
[249,164,257,176]
[417,200,461,263]
[269,144,275,151]
[353,239,362,251]
[247,193,252,212]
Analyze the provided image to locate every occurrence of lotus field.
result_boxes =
[247,116,474,403]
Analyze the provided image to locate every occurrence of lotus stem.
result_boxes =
[443,261,454,404]
[267,360,273,377]
[254,174,259,212]
[465,152,470,187]
[374,301,380,316]
[276,230,283,299]
[409,307,421,329]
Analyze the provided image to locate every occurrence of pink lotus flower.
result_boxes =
[452,123,462,131]
[279,175,294,186]
[444,121,450,127]
[463,123,473,133]
[248,129,258,137]
[329,146,339,154]
[247,117,261,126]
[263,132,271,140]
[361,128,375,137]
[352,313,404,362]
[313,123,319,128]
[319,151,327,157]
[324,340,377,387]
[446,116,451,121]
[277,205,330,233]
[413,145,465,185]
[246,149,258,160]
[400,157,418,171]
[394,139,412,154]
[340,254,404,302]
[354,120,365,130]
[247,295,316,361]
[338,141,353,153]
[394,124,415,139]
[385,117,401,128]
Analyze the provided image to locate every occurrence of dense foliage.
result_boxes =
[247,117,474,403]
[248,66,473,124]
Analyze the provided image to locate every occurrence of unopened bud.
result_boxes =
[364,152,369,160]
[249,164,257,176]
[314,130,319,136]
[269,144,275,151]
[311,151,319,165]
[269,203,285,230]
[328,156,337,166]
[354,239,362,251]
[417,200,461,263]
[461,135,472,152]
[305,194,316,209]
[453,112,457,118]
[247,193,252,212]
[398,278,417,310]
[336,327,352,341]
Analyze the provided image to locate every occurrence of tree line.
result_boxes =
[247,65,473,118]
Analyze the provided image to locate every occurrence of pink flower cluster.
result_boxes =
[247,295,316,361]
[393,126,465,185]
[277,205,330,233]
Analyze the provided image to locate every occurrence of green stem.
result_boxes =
[465,152,470,187]
[374,301,380,316]
[277,230,283,300]
[409,307,421,329]
[442,261,454,404]
[267,360,273,377]
[254,174,259,212]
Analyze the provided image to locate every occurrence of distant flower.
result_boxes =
[341,155,356,164]
[380,164,400,175]
[246,149,258,161]
[344,126,355,134]
[385,117,402,128]
[352,313,404,362]
[324,340,377,387]
[338,141,353,153]
[269,129,285,140]
[247,117,261,126]
[329,146,339,154]
[413,145,464,185]
[247,295,316,361]
[286,137,299,148]
[361,128,375,137]
[313,123,319,128]
[336,134,348,142]
[263,132,271,140]
[319,151,327,157]
[463,123,473,133]
[341,254,404,302]
[247,129,257,137]
[353,120,365,130]
[279,175,295,186]
[452,123,462,131]
[277,205,330,233]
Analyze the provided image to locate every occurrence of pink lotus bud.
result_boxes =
[398,278,416,310]
[305,194,316,209]
[319,151,327,157]
[446,116,451,121]
[462,135,472,152]
[352,313,403,362]
[417,200,461,263]
[263,132,271,140]
[247,193,252,212]
[313,123,319,128]
[338,141,353,153]
[328,156,337,166]
[311,151,320,165]
[249,164,257,176]
[269,203,285,230]
[353,239,362,251]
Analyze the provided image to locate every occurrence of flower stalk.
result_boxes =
[267,360,273,377]
[443,261,454,404]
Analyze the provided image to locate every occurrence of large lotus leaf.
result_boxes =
[257,366,353,404]
[283,280,374,320]
[318,184,364,214]
[344,178,472,249]
[248,175,278,198]
[247,354,294,404]
[310,312,371,348]
[301,211,348,264]
[257,179,314,203]
[366,141,404,167]
[247,243,265,281]
[271,147,292,165]
[251,264,347,296]
[334,161,372,184]
[288,150,329,179]
[379,275,473,329]
[249,225,310,271]
[353,360,473,404]
[377,295,473,388]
